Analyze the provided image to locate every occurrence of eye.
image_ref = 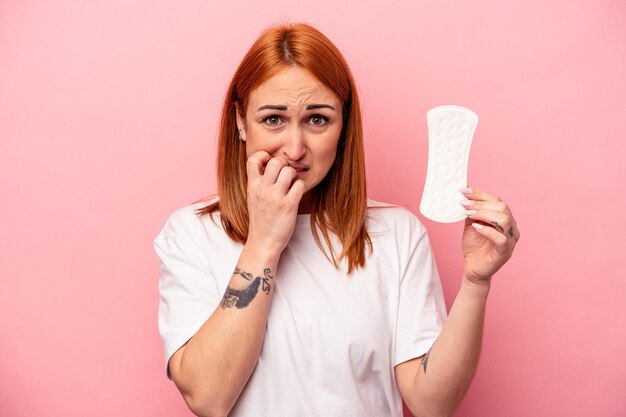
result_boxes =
[261,114,284,127]
[308,114,329,127]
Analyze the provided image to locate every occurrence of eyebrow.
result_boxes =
[257,104,336,112]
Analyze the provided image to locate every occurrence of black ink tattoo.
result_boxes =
[261,268,273,295]
[507,226,514,238]
[491,221,505,234]
[233,267,254,281]
[220,277,261,309]
[421,346,433,374]
[221,267,273,309]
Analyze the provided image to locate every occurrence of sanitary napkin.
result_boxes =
[420,105,478,223]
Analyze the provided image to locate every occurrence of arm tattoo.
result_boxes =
[220,267,273,309]
[220,278,261,309]
[261,268,273,295]
[421,346,433,374]
[233,267,254,281]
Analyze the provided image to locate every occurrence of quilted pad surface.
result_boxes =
[420,105,478,223]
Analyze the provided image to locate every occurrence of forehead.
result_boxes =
[248,66,341,109]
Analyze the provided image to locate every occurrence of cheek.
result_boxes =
[316,137,340,170]
[244,127,280,156]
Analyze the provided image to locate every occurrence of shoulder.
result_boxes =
[158,205,200,236]
[155,196,221,241]
[365,198,427,237]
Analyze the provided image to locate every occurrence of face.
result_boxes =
[236,66,343,211]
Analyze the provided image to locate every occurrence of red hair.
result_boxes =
[196,23,371,273]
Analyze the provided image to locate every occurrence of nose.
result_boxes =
[280,125,306,161]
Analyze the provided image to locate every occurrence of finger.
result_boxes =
[460,186,502,203]
[286,178,306,201]
[460,199,510,214]
[470,222,509,246]
[246,151,272,180]
[462,199,520,241]
[465,209,513,236]
[261,157,289,185]
[274,165,297,191]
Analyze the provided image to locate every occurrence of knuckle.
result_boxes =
[247,152,271,168]
[247,154,261,167]
[278,166,295,181]
[279,198,296,212]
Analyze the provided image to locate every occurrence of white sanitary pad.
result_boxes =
[420,105,478,223]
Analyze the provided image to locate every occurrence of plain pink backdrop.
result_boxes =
[1,0,625,416]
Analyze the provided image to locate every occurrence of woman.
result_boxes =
[154,23,520,417]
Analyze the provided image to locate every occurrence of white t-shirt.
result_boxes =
[154,199,448,417]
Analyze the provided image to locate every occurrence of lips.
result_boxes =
[288,161,310,171]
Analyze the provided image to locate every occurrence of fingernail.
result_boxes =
[460,187,472,195]
[464,210,477,216]
[459,200,473,207]
[471,223,483,230]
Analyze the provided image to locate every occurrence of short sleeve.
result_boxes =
[394,215,448,366]
[153,206,220,380]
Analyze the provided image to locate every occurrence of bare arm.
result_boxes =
[169,246,279,417]
[395,277,489,417]
[168,152,305,417]
[396,186,519,417]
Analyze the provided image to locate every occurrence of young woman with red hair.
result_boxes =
[154,23,519,417]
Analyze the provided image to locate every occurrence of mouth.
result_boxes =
[294,168,308,178]
[288,161,310,172]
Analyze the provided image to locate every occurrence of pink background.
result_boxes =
[1,0,625,416]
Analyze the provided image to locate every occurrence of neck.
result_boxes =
[297,189,316,214]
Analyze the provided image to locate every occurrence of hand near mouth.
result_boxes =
[246,151,306,256]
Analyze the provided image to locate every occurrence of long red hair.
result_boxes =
[196,22,371,273]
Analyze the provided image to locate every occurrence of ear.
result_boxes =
[235,104,246,142]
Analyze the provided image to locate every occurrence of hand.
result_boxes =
[459,187,520,284]
[245,151,306,256]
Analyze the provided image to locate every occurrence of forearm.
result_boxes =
[411,276,491,417]
[174,245,280,417]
